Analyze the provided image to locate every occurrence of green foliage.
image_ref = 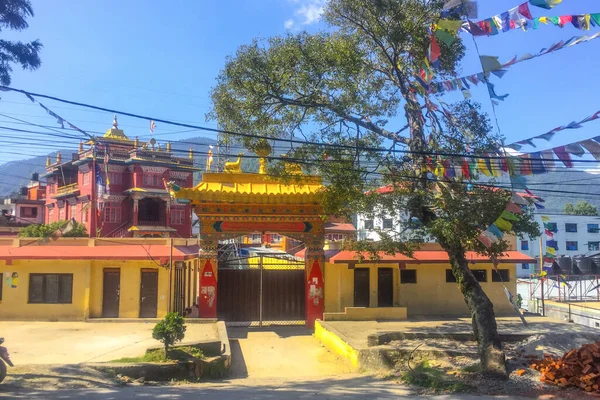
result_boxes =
[111,346,203,363]
[564,201,598,216]
[0,0,43,85]
[401,360,467,393]
[152,312,186,355]
[19,220,87,238]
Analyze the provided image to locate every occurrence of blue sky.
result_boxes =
[1,0,599,165]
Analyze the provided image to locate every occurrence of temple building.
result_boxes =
[43,116,194,238]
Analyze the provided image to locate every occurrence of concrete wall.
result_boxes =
[0,258,176,321]
[324,261,517,317]
[0,259,89,320]
[88,260,170,319]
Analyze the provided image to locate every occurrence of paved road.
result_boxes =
[0,376,534,399]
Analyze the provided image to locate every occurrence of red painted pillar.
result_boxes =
[305,247,325,328]
[198,240,218,318]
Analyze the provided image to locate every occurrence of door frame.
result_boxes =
[353,268,370,307]
[139,268,159,318]
[102,268,120,318]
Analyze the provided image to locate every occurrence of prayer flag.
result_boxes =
[529,0,562,10]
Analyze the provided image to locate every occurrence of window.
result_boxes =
[546,222,558,232]
[400,269,417,284]
[565,223,577,233]
[103,203,121,223]
[589,242,600,251]
[326,233,347,241]
[58,207,65,220]
[446,269,457,283]
[170,207,185,225]
[70,204,77,220]
[382,218,393,230]
[143,173,162,187]
[108,172,122,185]
[20,207,38,218]
[363,219,374,230]
[522,263,530,270]
[250,233,261,244]
[83,172,90,186]
[566,241,578,251]
[28,274,73,304]
[521,240,529,251]
[492,269,510,282]
[270,233,282,244]
[588,224,599,233]
[471,269,487,282]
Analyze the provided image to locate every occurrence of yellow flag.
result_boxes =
[538,16,548,24]
[541,216,551,222]
[494,218,512,232]
[546,246,555,255]
[585,14,591,31]
[437,19,463,33]
[477,159,492,177]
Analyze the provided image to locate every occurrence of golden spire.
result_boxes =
[134,136,139,148]
[56,151,62,164]
[189,147,194,159]
[166,142,172,152]
[46,156,51,167]
[78,141,83,152]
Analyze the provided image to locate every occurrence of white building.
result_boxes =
[517,214,600,278]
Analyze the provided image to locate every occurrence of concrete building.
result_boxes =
[43,116,194,238]
[1,176,46,227]
[517,214,600,278]
[0,238,199,320]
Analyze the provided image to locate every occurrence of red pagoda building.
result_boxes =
[43,116,194,238]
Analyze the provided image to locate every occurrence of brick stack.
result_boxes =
[530,342,600,393]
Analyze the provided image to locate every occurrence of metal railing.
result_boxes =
[138,219,166,226]
[55,183,79,197]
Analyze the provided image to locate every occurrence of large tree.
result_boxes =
[0,0,42,85]
[564,201,598,216]
[210,0,538,377]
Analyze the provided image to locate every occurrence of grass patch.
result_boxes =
[461,363,481,373]
[400,360,467,393]
[111,346,204,363]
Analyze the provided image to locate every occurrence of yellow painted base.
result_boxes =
[314,320,359,370]
[323,307,407,321]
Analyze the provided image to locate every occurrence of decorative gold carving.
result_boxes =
[224,153,244,173]
[253,139,272,175]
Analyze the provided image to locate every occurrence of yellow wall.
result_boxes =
[324,262,517,317]
[0,259,89,321]
[0,258,175,321]
[89,261,170,319]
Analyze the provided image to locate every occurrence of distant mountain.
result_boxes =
[524,170,600,213]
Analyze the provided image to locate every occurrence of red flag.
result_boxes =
[150,120,156,132]
[518,3,533,20]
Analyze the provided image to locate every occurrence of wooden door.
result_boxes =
[102,269,120,318]
[140,270,159,318]
[354,268,370,307]
[378,268,394,307]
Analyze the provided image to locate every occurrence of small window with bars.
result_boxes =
[28,274,73,304]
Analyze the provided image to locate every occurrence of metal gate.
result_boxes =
[217,253,305,326]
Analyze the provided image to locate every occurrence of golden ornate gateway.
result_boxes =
[168,151,326,327]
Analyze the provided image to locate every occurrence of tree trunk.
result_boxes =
[442,242,508,379]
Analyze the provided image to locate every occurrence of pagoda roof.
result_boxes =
[170,172,324,204]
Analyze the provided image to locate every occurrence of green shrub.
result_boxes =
[152,312,186,355]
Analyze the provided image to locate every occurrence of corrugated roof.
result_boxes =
[328,250,535,264]
[293,249,534,264]
[324,222,356,231]
[0,244,199,261]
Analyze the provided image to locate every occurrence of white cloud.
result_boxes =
[285,0,326,29]
[284,19,295,29]
[295,0,326,25]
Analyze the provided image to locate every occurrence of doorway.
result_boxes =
[140,269,159,318]
[354,268,370,307]
[138,198,164,225]
[377,268,393,307]
[102,269,120,318]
